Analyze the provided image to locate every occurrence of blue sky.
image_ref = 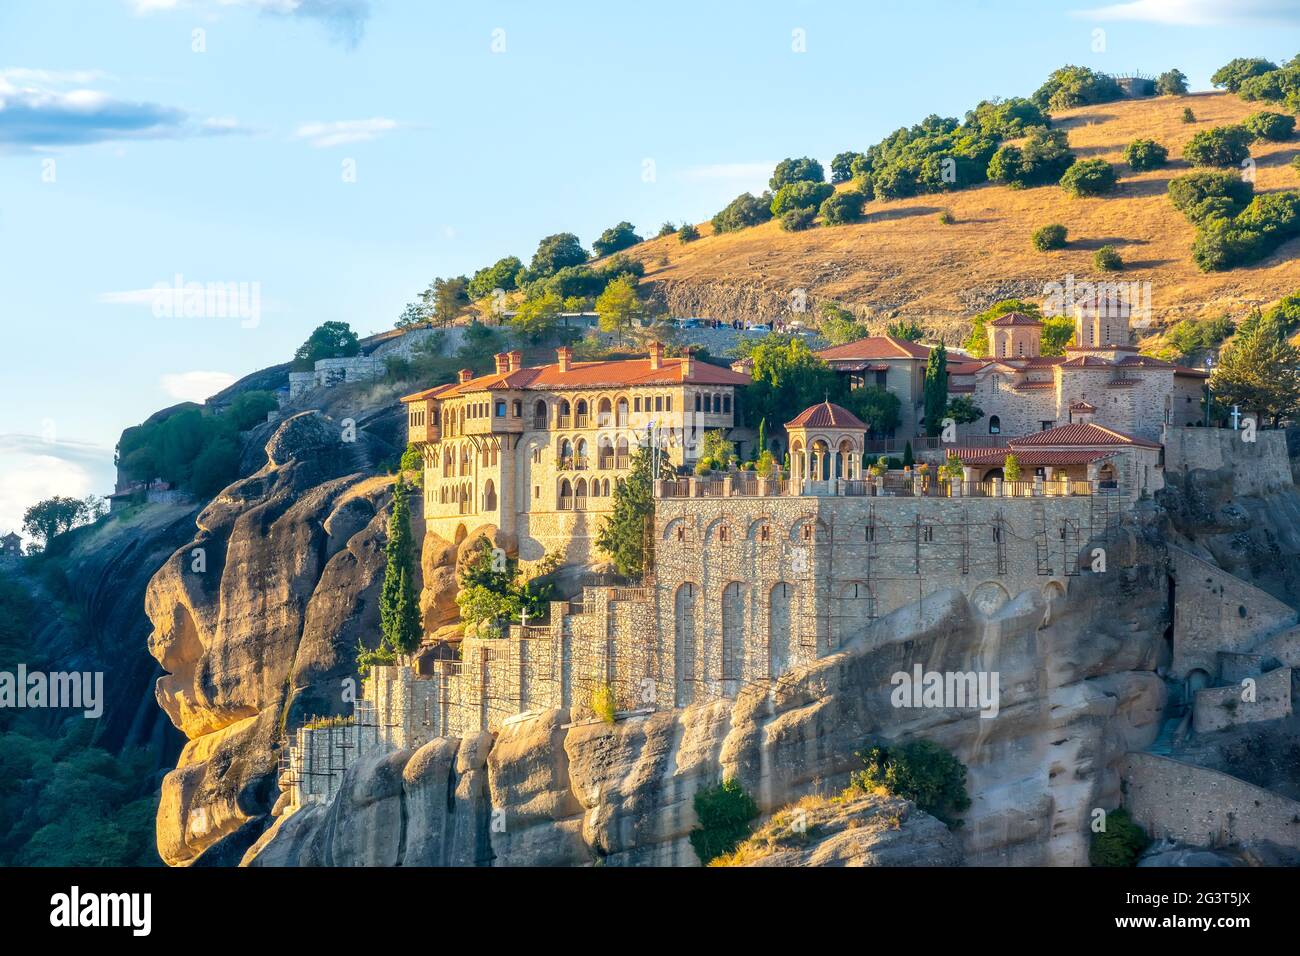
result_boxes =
[2,0,1299,535]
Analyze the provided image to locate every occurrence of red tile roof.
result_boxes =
[987,312,1043,327]
[816,336,931,361]
[1011,380,1056,390]
[1115,354,1175,369]
[1060,354,1114,368]
[785,401,868,430]
[955,448,1119,466]
[1009,422,1160,448]
[1069,401,1097,412]
[1174,365,1210,379]
[401,355,749,403]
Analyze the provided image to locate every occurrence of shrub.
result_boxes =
[1182,107,1196,124]
[1089,807,1151,867]
[771,180,834,217]
[590,682,617,724]
[1168,170,1255,223]
[1293,155,1300,174]
[710,192,774,233]
[819,189,867,225]
[850,740,971,827]
[690,779,759,865]
[1124,138,1168,171]
[1094,245,1123,271]
[1059,159,1117,197]
[656,221,676,238]
[1155,69,1188,95]
[769,157,825,191]
[778,206,818,232]
[938,209,956,225]
[1183,125,1253,167]
[1003,453,1022,482]
[1032,223,1068,251]
[1244,110,1296,142]
[678,222,700,243]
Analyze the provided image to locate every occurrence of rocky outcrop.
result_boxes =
[146,411,406,865]
[715,792,962,867]
[245,519,1171,867]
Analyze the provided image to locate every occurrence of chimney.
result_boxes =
[682,347,695,378]
[556,346,572,372]
[494,352,510,374]
[507,350,523,371]
[458,368,474,384]
[649,340,664,370]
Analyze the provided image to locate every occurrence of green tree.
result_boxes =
[511,290,564,343]
[844,386,902,436]
[677,222,700,243]
[226,390,279,431]
[595,275,642,342]
[1089,808,1151,867]
[923,342,948,436]
[1041,314,1075,355]
[769,156,824,191]
[189,436,240,498]
[592,221,643,258]
[778,206,817,231]
[830,150,866,183]
[819,189,867,224]
[743,337,841,435]
[423,276,469,325]
[988,128,1074,188]
[595,444,672,578]
[771,180,834,217]
[21,496,102,548]
[711,192,774,233]
[529,233,588,277]
[1210,57,1277,93]
[1155,69,1188,95]
[1094,245,1123,271]
[886,319,925,341]
[1032,64,1124,110]
[945,395,983,425]
[292,320,359,370]
[1211,310,1300,426]
[379,478,421,655]
[656,221,676,238]
[819,302,868,344]
[466,256,523,301]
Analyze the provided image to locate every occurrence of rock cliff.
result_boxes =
[244,517,1170,867]
[146,411,406,865]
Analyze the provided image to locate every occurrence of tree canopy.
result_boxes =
[292,320,359,370]
[529,233,588,277]
[592,221,643,258]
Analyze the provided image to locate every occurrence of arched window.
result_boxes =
[512,400,522,418]
[574,477,587,509]
[558,478,573,510]
[695,393,702,412]
[598,436,614,469]
[559,399,572,426]
[576,399,589,427]
[483,479,497,511]
[560,439,574,465]
[616,398,629,426]
[988,415,1001,435]
[533,399,548,429]
[615,436,629,468]
[597,397,612,426]
[575,438,588,469]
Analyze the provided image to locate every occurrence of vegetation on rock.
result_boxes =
[689,778,759,864]
[850,740,971,827]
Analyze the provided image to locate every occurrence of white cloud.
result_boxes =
[1075,0,1299,25]
[293,117,401,147]
[160,371,237,403]
[0,434,116,542]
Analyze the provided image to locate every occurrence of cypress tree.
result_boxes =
[380,477,421,654]
[923,342,948,437]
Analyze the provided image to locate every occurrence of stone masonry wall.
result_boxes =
[1162,426,1292,497]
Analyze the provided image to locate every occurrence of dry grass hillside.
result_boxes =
[625,91,1300,342]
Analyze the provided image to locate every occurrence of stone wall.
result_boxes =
[1168,545,1297,680]
[1192,666,1292,734]
[1122,752,1300,851]
[1162,425,1292,497]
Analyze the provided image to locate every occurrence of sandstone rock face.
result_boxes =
[147,412,407,865]
[245,518,1170,867]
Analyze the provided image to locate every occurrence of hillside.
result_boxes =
[627,91,1300,341]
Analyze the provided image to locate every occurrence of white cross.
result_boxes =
[520,606,528,629]
[1230,405,1241,430]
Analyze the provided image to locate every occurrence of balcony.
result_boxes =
[533,415,548,430]
[615,454,629,470]
[556,414,572,429]
[575,413,589,428]
[597,455,614,471]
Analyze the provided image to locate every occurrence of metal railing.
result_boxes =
[654,476,1110,499]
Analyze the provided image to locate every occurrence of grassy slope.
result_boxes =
[625,92,1300,338]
